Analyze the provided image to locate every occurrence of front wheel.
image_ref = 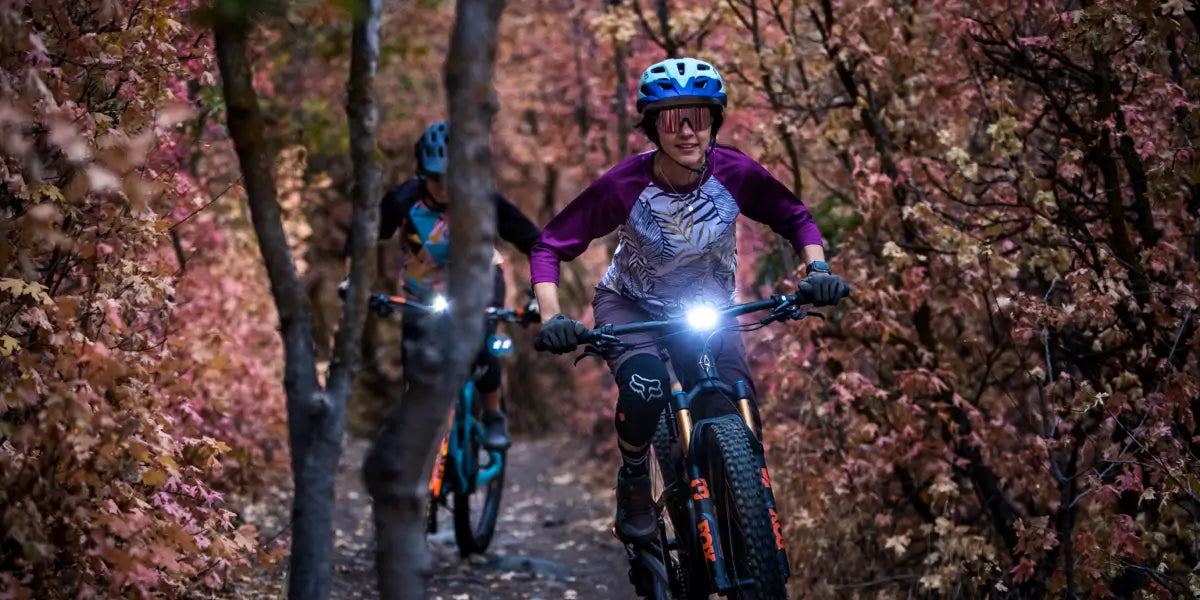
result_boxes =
[452,405,505,556]
[653,412,709,599]
[703,418,787,599]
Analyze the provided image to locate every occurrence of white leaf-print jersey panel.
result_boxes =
[601,176,740,317]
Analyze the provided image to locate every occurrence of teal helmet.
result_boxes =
[415,121,448,177]
[636,57,727,112]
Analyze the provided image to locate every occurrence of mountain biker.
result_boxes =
[344,120,541,450]
[529,58,849,542]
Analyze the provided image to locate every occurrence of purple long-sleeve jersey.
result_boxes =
[531,147,823,317]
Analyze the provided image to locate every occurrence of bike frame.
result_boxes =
[369,294,528,503]
[584,294,805,595]
[428,379,504,501]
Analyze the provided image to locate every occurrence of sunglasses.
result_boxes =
[655,106,713,134]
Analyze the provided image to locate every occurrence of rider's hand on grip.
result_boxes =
[798,273,850,307]
[536,314,587,354]
[368,294,396,316]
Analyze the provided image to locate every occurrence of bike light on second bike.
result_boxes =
[488,334,514,357]
[686,306,720,331]
[430,295,449,313]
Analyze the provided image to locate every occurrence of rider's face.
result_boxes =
[656,107,712,168]
[425,176,448,205]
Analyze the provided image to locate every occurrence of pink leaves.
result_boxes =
[897,368,952,398]
[1111,515,1144,559]
[1,2,283,596]
[1010,557,1036,584]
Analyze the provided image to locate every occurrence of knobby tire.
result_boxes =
[704,418,787,599]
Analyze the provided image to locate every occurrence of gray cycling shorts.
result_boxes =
[591,287,757,399]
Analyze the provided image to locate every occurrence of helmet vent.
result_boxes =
[697,63,711,70]
[640,84,652,96]
[651,65,667,74]
[657,81,673,90]
[675,61,686,75]
[693,78,708,88]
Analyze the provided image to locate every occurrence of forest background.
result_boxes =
[1,0,1198,598]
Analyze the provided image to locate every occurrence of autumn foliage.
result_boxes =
[3,0,1199,598]
[705,1,1200,597]
[1,1,286,597]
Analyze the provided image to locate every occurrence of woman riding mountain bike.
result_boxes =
[530,57,849,545]
[343,120,541,450]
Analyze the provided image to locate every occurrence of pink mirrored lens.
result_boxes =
[657,107,711,133]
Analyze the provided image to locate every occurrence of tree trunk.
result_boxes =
[655,0,677,57]
[213,1,381,596]
[363,0,507,596]
[614,40,630,158]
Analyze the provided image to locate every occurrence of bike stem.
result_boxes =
[669,367,757,457]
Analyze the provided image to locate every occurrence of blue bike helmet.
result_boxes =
[636,57,727,113]
[415,121,448,177]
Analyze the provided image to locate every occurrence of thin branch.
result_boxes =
[168,179,240,231]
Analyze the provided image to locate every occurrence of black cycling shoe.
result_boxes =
[614,470,657,542]
[482,411,511,450]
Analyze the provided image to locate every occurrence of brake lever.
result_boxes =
[760,303,825,324]
[573,344,605,365]
[572,338,626,365]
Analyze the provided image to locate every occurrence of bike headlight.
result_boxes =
[488,334,514,357]
[686,306,720,331]
[430,295,449,313]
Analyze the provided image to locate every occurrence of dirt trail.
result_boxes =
[320,435,636,600]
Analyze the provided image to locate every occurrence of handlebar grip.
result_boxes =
[533,328,602,353]
[796,281,816,304]
[795,278,851,305]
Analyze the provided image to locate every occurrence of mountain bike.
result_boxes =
[368,292,538,556]
[539,287,833,598]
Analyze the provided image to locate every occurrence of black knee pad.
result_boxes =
[613,353,671,447]
[473,349,502,395]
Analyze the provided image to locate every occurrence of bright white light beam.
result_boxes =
[430,295,449,313]
[686,306,720,331]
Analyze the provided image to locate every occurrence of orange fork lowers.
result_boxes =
[427,411,454,498]
[672,379,695,457]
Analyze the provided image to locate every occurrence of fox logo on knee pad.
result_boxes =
[628,374,664,402]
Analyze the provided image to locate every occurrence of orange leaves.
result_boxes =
[0,278,53,306]
[141,467,170,487]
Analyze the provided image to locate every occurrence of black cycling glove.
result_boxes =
[537,314,588,354]
[800,273,850,307]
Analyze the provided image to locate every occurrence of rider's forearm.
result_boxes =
[533,282,562,323]
[801,244,826,268]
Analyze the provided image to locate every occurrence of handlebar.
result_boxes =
[368,293,540,325]
[533,285,831,353]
